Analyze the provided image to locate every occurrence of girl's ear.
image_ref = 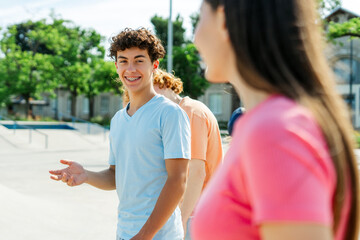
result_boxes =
[217,6,230,42]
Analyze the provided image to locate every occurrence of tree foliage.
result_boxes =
[317,0,342,17]
[0,58,9,107]
[151,14,209,99]
[0,16,120,118]
[51,22,106,116]
[150,14,186,49]
[0,21,58,113]
[161,44,209,99]
[327,17,360,40]
[190,12,200,35]
[84,59,119,118]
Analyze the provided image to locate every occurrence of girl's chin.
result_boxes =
[205,69,229,84]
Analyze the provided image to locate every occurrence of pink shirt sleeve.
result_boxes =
[240,116,335,225]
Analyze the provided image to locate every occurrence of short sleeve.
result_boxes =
[190,114,208,161]
[242,124,334,225]
[108,136,116,165]
[161,106,191,160]
[108,117,116,166]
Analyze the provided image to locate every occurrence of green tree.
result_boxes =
[49,20,106,116]
[161,44,209,99]
[150,14,186,49]
[0,21,58,115]
[151,14,209,99]
[190,12,200,35]
[317,0,342,17]
[0,16,113,118]
[0,57,10,107]
[83,59,120,118]
[327,17,360,40]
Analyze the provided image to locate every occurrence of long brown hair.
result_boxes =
[205,0,359,238]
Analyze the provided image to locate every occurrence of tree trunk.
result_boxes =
[23,94,31,119]
[89,95,95,120]
[71,92,77,117]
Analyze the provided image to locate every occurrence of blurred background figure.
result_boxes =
[227,107,245,136]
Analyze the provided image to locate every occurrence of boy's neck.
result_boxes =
[127,88,157,116]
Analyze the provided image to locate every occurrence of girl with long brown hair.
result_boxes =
[191,0,359,239]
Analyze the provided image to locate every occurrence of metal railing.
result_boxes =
[59,113,108,141]
[0,115,49,149]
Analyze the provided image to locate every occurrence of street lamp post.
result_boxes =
[167,0,173,72]
[349,38,354,109]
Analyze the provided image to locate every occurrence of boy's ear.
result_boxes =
[153,60,159,70]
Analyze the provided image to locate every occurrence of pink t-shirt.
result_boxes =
[191,95,350,240]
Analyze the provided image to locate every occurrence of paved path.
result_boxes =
[0,126,117,240]
[0,148,118,240]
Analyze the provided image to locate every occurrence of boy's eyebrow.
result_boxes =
[117,55,146,60]
[134,55,146,59]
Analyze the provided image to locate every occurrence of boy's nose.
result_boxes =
[126,63,136,72]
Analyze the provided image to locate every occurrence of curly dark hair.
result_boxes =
[109,28,165,62]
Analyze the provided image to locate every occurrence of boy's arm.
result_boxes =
[85,165,116,190]
[49,159,116,190]
[131,158,189,240]
[180,159,206,233]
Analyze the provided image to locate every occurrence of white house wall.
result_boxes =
[198,83,233,122]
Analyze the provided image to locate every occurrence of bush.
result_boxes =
[218,121,228,131]
[90,115,111,128]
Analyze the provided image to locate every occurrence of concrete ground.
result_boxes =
[0,123,358,240]
[0,123,118,240]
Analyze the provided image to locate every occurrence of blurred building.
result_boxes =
[325,7,360,127]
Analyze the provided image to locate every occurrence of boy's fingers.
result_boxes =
[49,170,63,175]
[68,176,74,186]
[50,175,61,181]
[60,159,72,166]
[61,173,68,183]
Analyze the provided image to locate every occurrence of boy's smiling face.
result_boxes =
[115,47,159,96]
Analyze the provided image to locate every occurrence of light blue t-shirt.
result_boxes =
[108,95,191,240]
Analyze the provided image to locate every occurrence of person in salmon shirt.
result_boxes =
[191,0,359,240]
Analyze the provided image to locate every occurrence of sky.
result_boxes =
[0,0,359,54]
[0,0,203,43]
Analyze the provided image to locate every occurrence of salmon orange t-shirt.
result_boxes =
[191,95,350,240]
[179,96,223,190]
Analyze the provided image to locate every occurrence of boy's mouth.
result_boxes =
[125,76,141,82]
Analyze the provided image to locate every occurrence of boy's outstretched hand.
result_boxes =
[49,159,87,187]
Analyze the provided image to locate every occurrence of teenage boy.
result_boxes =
[49,28,191,240]
[123,69,223,239]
